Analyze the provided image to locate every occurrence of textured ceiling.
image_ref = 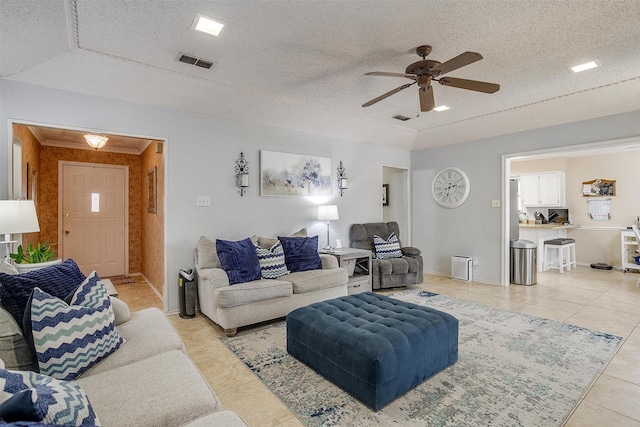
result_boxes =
[2,0,640,151]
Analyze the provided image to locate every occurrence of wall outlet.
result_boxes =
[473,257,479,266]
[196,196,211,207]
[491,199,500,208]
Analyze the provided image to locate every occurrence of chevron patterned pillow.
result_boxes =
[373,232,403,259]
[255,241,290,279]
[25,271,124,381]
[0,368,100,426]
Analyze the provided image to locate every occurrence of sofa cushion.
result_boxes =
[196,236,220,269]
[0,259,86,328]
[76,350,220,427]
[216,238,262,285]
[0,369,100,426]
[283,268,348,294]
[278,235,322,272]
[255,241,290,279]
[253,227,308,250]
[0,306,36,372]
[214,280,293,308]
[373,232,403,259]
[25,273,124,380]
[183,410,249,427]
[80,307,185,377]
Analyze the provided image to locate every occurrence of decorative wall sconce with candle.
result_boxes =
[337,161,348,196]
[235,152,249,196]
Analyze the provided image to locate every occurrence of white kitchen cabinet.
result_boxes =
[519,172,565,207]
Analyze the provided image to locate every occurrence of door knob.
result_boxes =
[65,230,70,234]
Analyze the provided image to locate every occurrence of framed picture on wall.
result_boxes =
[382,184,389,206]
[260,150,332,196]
[146,166,157,213]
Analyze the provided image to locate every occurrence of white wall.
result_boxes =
[382,166,409,244]
[0,80,410,312]
[411,110,640,284]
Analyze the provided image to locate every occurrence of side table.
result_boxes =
[320,248,372,294]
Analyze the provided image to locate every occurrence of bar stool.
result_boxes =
[543,238,576,273]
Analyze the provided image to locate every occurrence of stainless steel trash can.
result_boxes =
[510,239,537,285]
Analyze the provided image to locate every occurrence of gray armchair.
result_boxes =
[349,222,423,290]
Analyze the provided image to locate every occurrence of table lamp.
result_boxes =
[317,205,339,250]
[0,200,40,260]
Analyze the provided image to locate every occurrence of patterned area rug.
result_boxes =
[222,290,622,427]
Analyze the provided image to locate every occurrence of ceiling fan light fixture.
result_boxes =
[84,134,108,150]
[434,105,450,112]
[570,61,598,73]
[192,13,225,37]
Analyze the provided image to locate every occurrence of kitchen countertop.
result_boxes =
[519,223,580,230]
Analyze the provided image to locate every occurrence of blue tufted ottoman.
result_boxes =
[286,292,458,410]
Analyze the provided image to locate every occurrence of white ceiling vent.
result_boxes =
[177,53,215,69]
[393,115,411,121]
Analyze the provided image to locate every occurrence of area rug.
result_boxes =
[221,290,622,427]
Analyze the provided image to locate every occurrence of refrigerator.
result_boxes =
[510,179,519,241]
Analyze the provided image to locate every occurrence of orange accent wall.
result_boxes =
[11,124,41,250]
[141,142,165,294]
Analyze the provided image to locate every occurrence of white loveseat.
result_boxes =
[195,233,349,336]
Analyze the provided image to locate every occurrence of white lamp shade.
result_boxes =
[0,200,40,234]
[317,205,339,221]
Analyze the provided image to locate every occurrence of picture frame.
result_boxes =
[382,184,389,206]
[260,150,332,197]
[146,166,157,213]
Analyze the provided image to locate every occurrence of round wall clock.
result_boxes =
[432,167,470,208]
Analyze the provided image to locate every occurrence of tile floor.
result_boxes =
[119,266,640,427]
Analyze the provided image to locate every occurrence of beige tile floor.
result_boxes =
[119,266,640,427]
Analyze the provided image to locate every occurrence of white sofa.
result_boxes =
[195,235,349,336]
[0,301,248,426]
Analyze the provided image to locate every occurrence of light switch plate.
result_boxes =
[196,196,211,207]
[491,199,500,208]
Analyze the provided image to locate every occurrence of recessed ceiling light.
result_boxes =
[434,106,450,112]
[570,61,598,73]
[192,13,225,37]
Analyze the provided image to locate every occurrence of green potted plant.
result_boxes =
[10,241,62,273]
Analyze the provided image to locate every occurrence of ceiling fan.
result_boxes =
[362,45,500,112]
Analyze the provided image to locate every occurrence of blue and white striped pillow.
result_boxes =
[0,368,100,426]
[255,241,290,279]
[373,232,403,259]
[26,271,124,381]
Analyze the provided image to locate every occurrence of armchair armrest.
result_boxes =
[319,254,339,269]
[401,247,421,257]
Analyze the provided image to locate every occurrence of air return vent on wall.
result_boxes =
[177,53,215,69]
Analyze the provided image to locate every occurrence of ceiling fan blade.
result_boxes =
[362,82,416,107]
[419,86,435,112]
[365,71,417,79]
[431,52,483,76]
[438,77,500,93]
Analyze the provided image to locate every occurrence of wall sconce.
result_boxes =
[235,152,249,197]
[337,161,348,196]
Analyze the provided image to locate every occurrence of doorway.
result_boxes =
[60,161,128,277]
[382,166,411,244]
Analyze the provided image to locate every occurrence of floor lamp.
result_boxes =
[0,200,40,261]
[317,205,339,250]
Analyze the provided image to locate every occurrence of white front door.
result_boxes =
[60,162,128,277]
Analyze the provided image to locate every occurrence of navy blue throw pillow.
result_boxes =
[216,238,262,285]
[278,235,322,273]
[0,259,85,328]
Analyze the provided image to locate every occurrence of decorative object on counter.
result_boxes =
[317,205,339,249]
[336,161,348,196]
[235,152,249,197]
[582,179,615,196]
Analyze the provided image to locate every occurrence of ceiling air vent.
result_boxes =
[393,115,411,121]
[177,53,215,70]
